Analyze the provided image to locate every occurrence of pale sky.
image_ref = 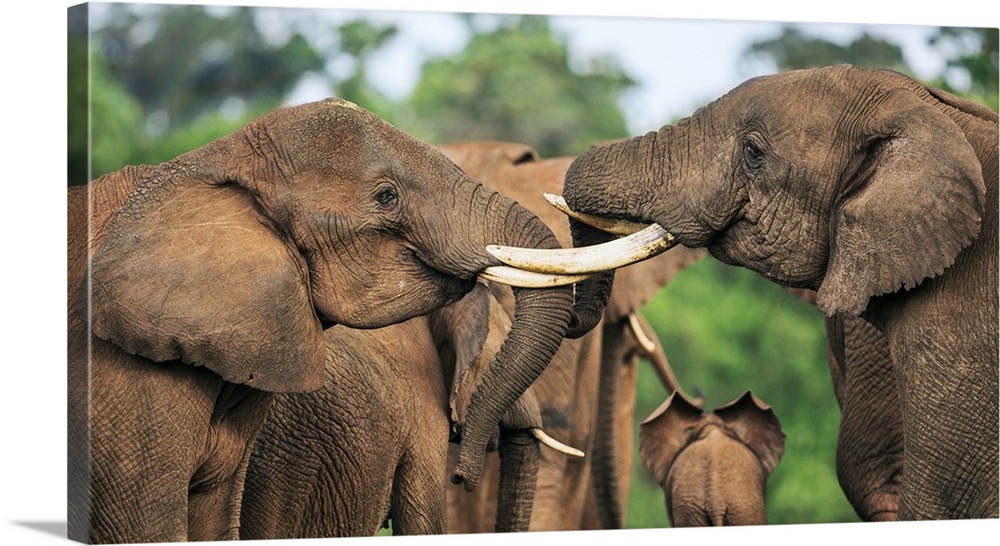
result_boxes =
[91,1,967,135]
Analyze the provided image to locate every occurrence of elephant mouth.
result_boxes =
[482,193,679,286]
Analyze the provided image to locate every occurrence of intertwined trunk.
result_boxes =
[449,182,574,494]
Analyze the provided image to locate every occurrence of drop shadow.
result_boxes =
[11,520,67,539]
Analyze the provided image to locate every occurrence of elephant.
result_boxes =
[240,282,552,537]
[494,65,999,520]
[438,140,704,531]
[66,98,573,543]
[638,390,786,526]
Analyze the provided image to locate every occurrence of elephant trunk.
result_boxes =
[494,389,544,532]
[562,135,665,338]
[452,185,574,491]
[495,429,540,532]
[590,318,629,529]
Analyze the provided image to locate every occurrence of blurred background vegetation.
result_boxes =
[68,3,998,530]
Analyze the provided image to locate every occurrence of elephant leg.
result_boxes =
[390,414,449,535]
[890,316,999,519]
[85,343,218,543]
[187,384,273,541]
[827,315,902,521]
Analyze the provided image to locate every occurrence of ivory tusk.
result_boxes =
[486,223,677,275]
[530,428,585,458]
[544,193,649,236]
[480,265,593,288]
[628,312,657,354]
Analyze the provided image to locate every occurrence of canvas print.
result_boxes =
[67,1,998,543]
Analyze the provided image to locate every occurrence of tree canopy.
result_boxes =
[407,15,633,156]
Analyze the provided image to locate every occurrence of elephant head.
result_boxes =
[516,65,988,331]
[492,65,999,519]
[638,390,785,526]
[82,99,572,488]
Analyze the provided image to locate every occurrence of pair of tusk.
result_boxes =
[530,428,585,458]
[480,266,593,288]
[480,193,677,287]
[487,223,676,275]
[543,193,648,237]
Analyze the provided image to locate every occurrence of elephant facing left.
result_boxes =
[66,98,573,543]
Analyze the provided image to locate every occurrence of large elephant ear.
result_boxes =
[430,282,498,427]
[638,391,704,484]
[89,170,327,393]
[817,87,986,316]
[714,390,786,476]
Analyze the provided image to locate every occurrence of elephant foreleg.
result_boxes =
[187,384,273,541]
[827,314,902,521]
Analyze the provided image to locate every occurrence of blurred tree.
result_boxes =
[79,4,331,177]
[407,14,634,157]
[743,26,908,73]
[928,27,999,109]
[96,4,324,135]
[68,4,91,186]
[332,19,400,120]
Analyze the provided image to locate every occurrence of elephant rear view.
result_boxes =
[68,98,572,543]
[638,390,786,527]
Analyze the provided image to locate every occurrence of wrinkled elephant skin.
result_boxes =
[67,100,571,543]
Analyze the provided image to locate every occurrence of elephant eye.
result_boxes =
[743,140,765,166]
[374,186,398,210]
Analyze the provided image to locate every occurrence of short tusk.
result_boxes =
[480,266,593,288]
[487,223,677,275]
[530,428,585,458]
[628,312,657,354]
[544,193,649,236]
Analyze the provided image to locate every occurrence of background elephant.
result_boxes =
[638,390,786,526]
[538,65,998,519]
[439,141,704,531]
[67,99,572,543]
[240,283,545,538]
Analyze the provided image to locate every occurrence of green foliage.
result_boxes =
[97,4,324,132]
[332,19,401,122]
[407,15,633,156]
[628,257,859,527]
[927,27,999,110]
[80,4,327,179]
[744,26,909,73]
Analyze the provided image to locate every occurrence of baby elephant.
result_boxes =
[638,390,785,527]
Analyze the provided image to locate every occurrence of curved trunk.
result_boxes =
[565,220,617,338]
[453,284,572,489]
[562,134,664,338]
[450,183,574,492]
